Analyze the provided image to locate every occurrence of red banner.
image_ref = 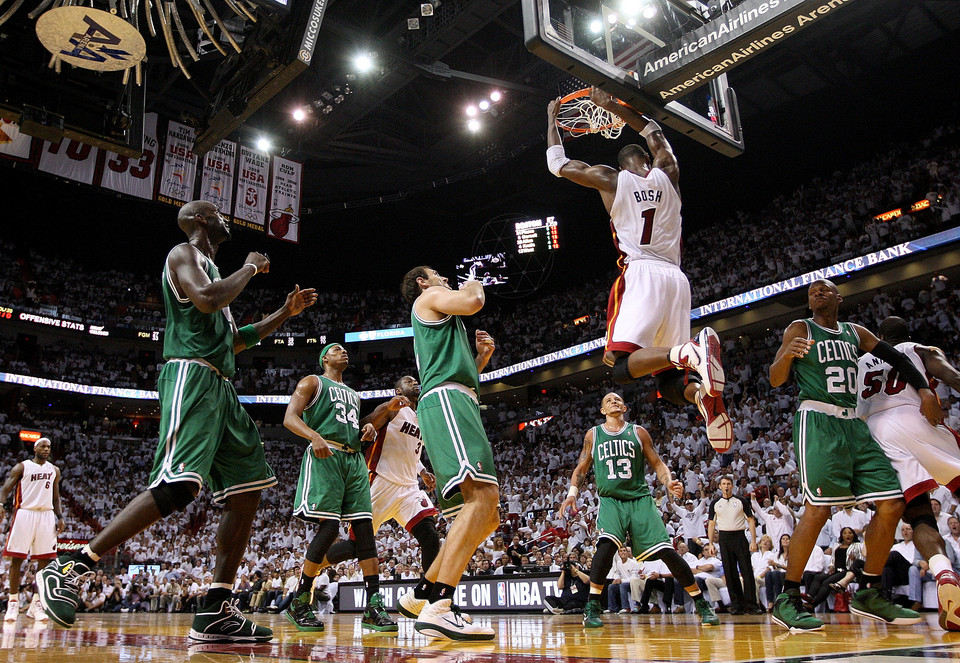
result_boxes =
[0,119,34,162]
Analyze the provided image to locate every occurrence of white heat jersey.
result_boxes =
[364,407,424,488]
[15,459,56,511]
[857,341,928,420]
[608,167,682,266]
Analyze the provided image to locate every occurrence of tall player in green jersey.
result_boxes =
[399,266,498,641]
[283,343,397,633]
[38,200,317,641]
[768,279,940,632]
[559,392,719,629]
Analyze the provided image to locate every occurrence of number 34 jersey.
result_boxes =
[857,341,928,419]
[794,319,862,409]
[303,375,362,452]
[592,422,650,501]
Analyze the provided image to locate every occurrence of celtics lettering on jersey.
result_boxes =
[303,375,362,452]
[794,319,861,408]
[592,423,650,501]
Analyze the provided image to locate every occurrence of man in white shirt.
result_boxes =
[667,491,707,555]
[830,506,870,540]
[752,496,795,546]
[606,547,641,613]
[633,558,673,614]
[883,523,924,610]
[693,545,727,610]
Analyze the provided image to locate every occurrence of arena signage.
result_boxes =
[639,0,859,100]
[873,199,931,223]
[344,327,414,343]
[19,430,42,442]
[338,574,561,613]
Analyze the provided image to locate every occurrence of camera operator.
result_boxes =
[543,554,591,614]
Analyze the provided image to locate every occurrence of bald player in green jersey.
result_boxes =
[398,266,498,641]
[768,278,939,632]
[38,200,317,641]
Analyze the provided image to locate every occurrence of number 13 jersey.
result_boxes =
[608,168,682,267]
[592,422,650,501]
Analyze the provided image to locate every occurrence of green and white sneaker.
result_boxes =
[771,590,823,632]
[851,587,922,625]
[283,593,324,632]
[37,555,94,627]
[583,599,604,628]
[189,599,272,642]
[694,596,720,626]
[362,593,398,632]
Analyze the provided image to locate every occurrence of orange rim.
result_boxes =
[556,87,626,134]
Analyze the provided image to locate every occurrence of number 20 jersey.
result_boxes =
[608,168,682,267]
[856,341,927,419]
[794,319,861,409]
[592,423,650,501]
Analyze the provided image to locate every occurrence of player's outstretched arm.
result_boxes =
[233,284,318,354]
[546,99,618,198]
[283,375,333,459]
[638,426,681,500]
[0,462,23,521]
[917,345,960,393]
[359,395,409,431]
[559,430,595,517]
[769,321,812,388]
[167,244,268,314]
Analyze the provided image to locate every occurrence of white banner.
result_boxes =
[98,113,158,199]
[266,156,301,244]
[157,120,197,206]
[199,139,236,217]
[38,139,97,184]
[0,119,33,160]
[233,145,269,231]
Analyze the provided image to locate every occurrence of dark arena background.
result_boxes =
[2,0,960,661]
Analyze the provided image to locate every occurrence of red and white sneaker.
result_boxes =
[669,328,725,397]
[936,569,960,631]
[694,386,733,452]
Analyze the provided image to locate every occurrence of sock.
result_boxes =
[297,572,315,599]
[414,576,433,600]
[784,579,801,592]
[204,587,231,610]
[209,582,232,591]
[685,584,702,598]
[79,544,100,565]
[364,575,380,599]
[428,582,456,603]
[862,573,881,588]
[7,594,15,602]
[930,554,953,577]
[588,589,602,600]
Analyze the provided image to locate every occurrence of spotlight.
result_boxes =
[292,108,306,122]
[478,99,490,111]
[465,105,478,117]
[256,138,271,152]
[607,12,618,24]
[642,4,657,18]
[589,19,602,33]
[489,90,502,102]
[355,53,373,73]
[626,18,636,27]
[621,0,643,15]
[467,119,480,132]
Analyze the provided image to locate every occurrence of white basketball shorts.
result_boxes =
[606,259,691,354]
[865,405,960,501]
[2,509,57,559]
[370,475,438,532]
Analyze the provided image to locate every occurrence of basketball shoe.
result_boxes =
[26,595,47,622]
[850,587,921,625]
[772,589,823,632]
[283,592,324,632]
[669,327,725,397]
[189,599,273,642]
[693,386,733,452]
[414,599,494,640]
[3,600,18,622]
[398,590,473,623]
[937,569,960,631]
[37,555,94,627]
[694,596,720,626]
[361,593,398,632]
[583,599,604,628]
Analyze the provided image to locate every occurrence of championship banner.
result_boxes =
[199,138,237,217]
[0,119,34,161]
[266,156,301,244]
[233,145,269,232]
[157,120,197,207]
[38,138,97,184]
[98,113,158,199]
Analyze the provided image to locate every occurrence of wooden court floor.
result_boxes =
[4,612,960,663]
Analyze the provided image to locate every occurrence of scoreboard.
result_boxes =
[515,216,559,255]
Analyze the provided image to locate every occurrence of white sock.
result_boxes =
[930,553,952,577]
[209,582,232,591]
[8,594,16,602]
[81,544,101,562]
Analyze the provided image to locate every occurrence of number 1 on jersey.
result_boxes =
[640,208,656,245]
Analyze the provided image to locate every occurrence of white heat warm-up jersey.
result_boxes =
[15,459,56,511]
[364,407,425,488]
[608,167,682,266]
[857,341,928,420]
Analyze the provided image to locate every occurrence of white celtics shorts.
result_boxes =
[865,405,960,501]
[2,509,57,559]
[606,259,691,354]
[370,475,438,532]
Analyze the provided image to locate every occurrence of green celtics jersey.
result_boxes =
[794,318,861,408]
[161,250,235,377]
[592,422,650,501]
[303,375,361,451]
[411,307,479,394]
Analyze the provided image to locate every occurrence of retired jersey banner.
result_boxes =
[157,120,197,207]
[266,156,301,244]
[98,113,158,199]
[233,145,269,232]
[199,139,236,217]
[38,139,97,184]
[0,119,34,161]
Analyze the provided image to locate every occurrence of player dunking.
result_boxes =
[546,88,731,452]
[768,279,939,631]
[857,316,960,630]
[320,376,446,618]
[38,200,317,641]
[559,392,718,629]
[1,437,62,622]
[399,266,499,640]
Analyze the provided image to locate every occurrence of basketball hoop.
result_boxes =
[555,88,625,140]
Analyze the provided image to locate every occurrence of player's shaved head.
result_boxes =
[809,278,838,292]
[618,143,650,170]
[878,316,910,343]
[177,200,215,234]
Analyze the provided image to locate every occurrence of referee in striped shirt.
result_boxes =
[707,476,764,615]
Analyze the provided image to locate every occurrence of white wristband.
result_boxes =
[640,119,662,138]
[547,145,571,177]
[567,486,579,499]
[244,262,259,275]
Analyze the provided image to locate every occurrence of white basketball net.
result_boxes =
[556,95,625,139]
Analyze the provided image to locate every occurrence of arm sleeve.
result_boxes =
[707,498,717,521]
[741,496,755,518]
[869,341,931,393]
